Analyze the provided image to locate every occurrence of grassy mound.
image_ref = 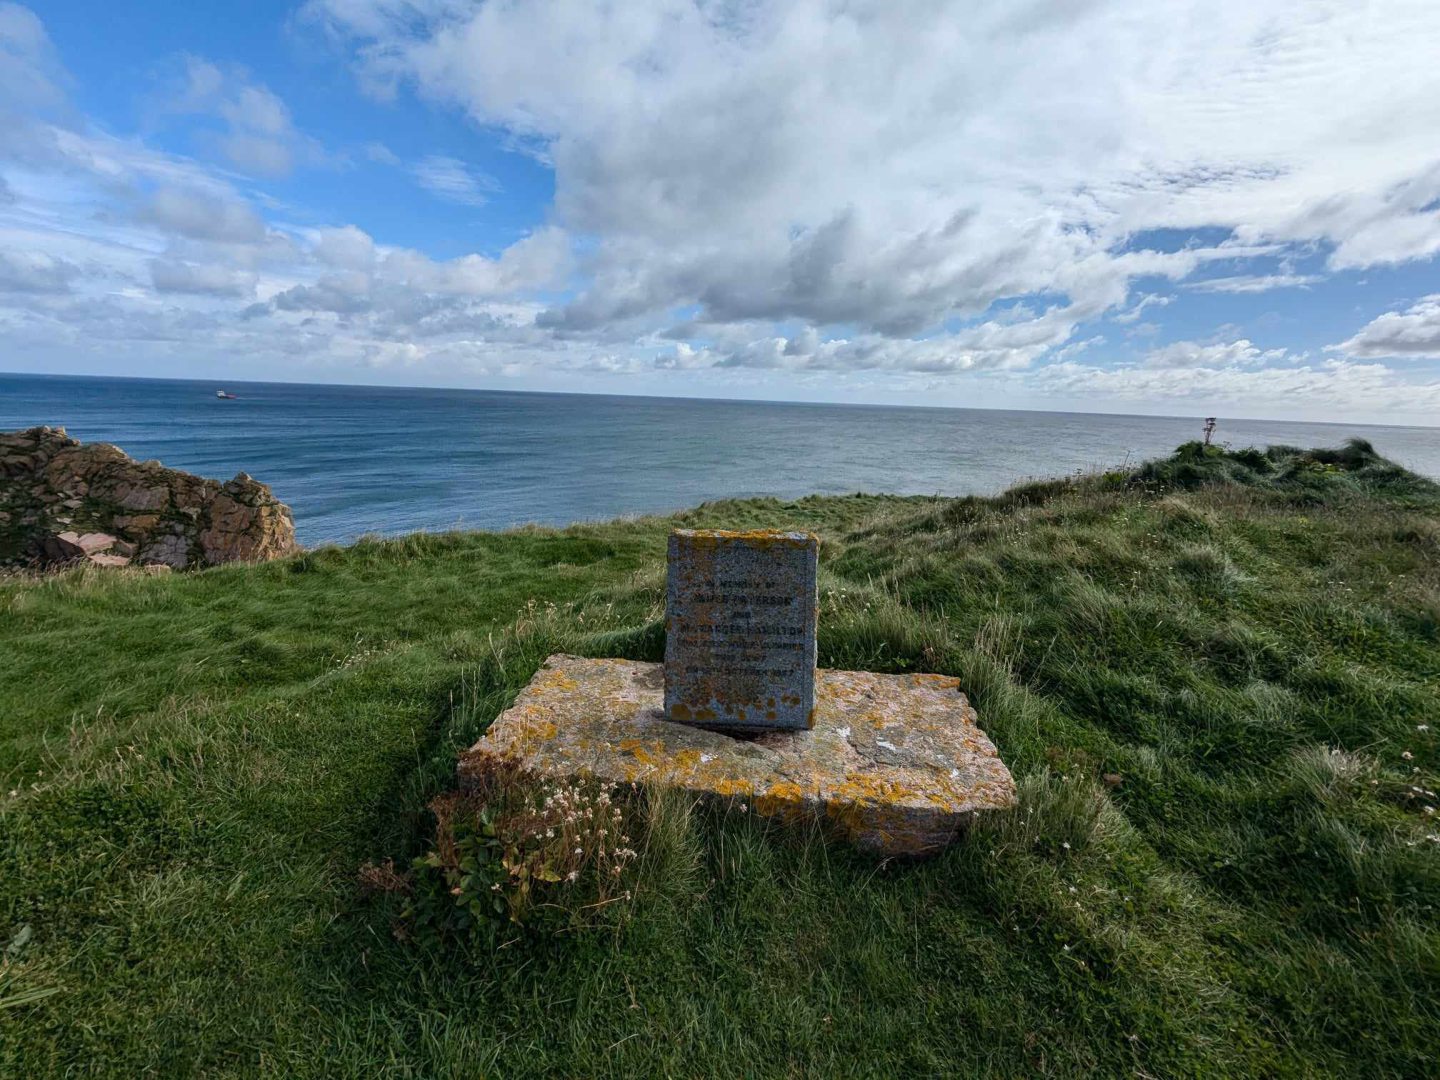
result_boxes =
[1,446,1436,1077]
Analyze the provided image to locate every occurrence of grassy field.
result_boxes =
[2,441,1437,1077]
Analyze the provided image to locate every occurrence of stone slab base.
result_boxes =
[461,654,1016,858]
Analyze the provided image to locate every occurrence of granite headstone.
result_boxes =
[664,529,818,731]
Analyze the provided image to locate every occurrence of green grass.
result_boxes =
[2,443,1437,1077]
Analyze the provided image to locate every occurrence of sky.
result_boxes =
[2,1,1440,423]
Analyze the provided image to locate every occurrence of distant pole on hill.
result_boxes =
[1203,417,1217,446]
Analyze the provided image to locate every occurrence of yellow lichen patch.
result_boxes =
[673,528,817,550]
[829,772,919,807]
[754,780,809,819]
[473,656,1014,858]
[491,716,560,756]
[531,667,580,695]
[712,778,755,797]
[616,737,666,768]
[671,749,704,771]
[823,797,881,835]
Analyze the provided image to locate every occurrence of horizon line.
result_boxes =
[4,368,1437,431]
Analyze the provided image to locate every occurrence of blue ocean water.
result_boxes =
[2,373,1436,546]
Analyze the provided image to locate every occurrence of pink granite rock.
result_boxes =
[1,426,297,569]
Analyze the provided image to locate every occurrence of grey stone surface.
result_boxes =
[465,655,1017,858]
[664,529,819,731]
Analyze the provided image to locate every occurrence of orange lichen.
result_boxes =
[531,668,580,694]
[470,655,1015,858]
[712,778,755,797]
[829,772,919,806]
[671,749,703,770]
[754,781,810,819]
[672,528,817,551]
[617,738,667,767]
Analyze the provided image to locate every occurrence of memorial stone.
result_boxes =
[465,527,1018,858]
[664,529,818,731]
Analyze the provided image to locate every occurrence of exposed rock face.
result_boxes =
[464,654,1017,858]
[0,426,298,569]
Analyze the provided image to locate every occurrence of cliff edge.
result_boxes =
[0,426,297,569]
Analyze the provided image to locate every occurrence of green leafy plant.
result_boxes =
[404,756,641,947]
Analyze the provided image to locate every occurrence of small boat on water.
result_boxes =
[215,390,239,399]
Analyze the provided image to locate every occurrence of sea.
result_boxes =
[3,373,1436,547]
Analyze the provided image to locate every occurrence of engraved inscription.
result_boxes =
[664,529,818,731]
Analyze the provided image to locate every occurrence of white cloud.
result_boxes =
[378,225,569,297]
[149,257,256,297]
[0,1,66,114]
[1143,339,1286,370]
[0,249,76,292]
[268,273,372,313]
[409,154,499,206]
[0,6,571,379]
[3,0,1440,420]
[364,140,399,165]
[653,304,1081,374]
[162,56,317,177]
[1333,295,1440,358]
[1034,357,1440,415]
[1114,293,1171,324]
[1188,274,1323,294]
[223,224,569,327]
[137,186,268,244]
[309,0,1440,348]
[311,224,376,270]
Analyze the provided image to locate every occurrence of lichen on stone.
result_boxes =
[463,654,1017,858]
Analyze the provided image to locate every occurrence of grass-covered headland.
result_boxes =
[2,440,1438,1077]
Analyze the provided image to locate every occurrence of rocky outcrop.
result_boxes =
[0,426,298,570]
